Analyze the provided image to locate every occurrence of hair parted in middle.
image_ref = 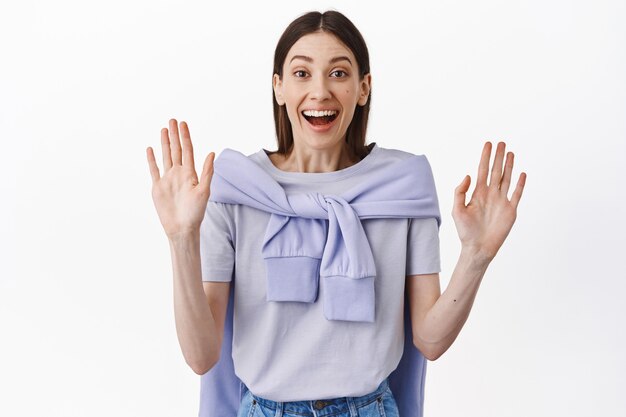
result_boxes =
[272,10,372,160]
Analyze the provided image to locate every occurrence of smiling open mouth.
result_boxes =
[302,109,339,126]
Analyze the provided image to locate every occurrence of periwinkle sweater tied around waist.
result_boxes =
[200,145,442,417]
[208,147,442,323]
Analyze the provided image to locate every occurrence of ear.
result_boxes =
[357,73,371,106]
[273,73,285,106]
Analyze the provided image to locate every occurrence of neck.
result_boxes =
[271,142,360,173]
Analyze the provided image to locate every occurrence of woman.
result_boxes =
[146,10,526,417]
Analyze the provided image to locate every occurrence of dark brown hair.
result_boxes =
[272,10,372,160]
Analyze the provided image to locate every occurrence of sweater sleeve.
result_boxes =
[406,217,441,275]
[200,201,235,282]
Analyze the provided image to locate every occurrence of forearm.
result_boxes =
[169,231,220,374]
[416,247,491,360]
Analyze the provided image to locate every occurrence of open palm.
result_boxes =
[146,119,215,238]
[452,141,527,261]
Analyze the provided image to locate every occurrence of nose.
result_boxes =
[309,75,332,101]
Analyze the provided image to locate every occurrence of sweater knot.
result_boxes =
[287,192,344,219]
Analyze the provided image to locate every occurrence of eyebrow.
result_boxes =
[289,55,353,66]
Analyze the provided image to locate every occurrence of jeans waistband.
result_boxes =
[250,377,390,415]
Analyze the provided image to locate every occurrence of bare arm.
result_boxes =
[147,118,228,375]
[407,248,489,361]
[170,231,230,375]
[408,141,526,361]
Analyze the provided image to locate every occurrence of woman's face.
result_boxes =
[273,31,371,151]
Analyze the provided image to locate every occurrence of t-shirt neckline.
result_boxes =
[256,142,379,183]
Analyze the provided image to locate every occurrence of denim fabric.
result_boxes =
[236,378,400,417]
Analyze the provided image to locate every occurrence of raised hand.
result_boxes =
[452,141,527,262]
[146,119,215,239]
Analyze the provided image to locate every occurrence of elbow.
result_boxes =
[413,338,444,362]
[190,337,224,375]
[424,349,444,361]
[191,355,219,376]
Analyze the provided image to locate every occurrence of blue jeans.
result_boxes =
[236,377,400,417]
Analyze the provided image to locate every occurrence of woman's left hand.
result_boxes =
[452,141,527,262]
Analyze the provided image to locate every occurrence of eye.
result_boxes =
[330,70,348,78]
[294,70,308,78]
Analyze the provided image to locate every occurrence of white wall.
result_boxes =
[1,0,624,416]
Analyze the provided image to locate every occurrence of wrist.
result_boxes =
[460,245,493,268]
[168,229,200,247]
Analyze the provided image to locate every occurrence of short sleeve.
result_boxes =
[406,217,441,275]
[200,201,235,282]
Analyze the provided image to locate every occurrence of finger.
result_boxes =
[510,172,527,209]
[169,118,183,165]
[146,147,161,183]
[500,152,514,196]
[180,121,195,171]
[489,141,506,189]
[199,152,216,194]
[476,142,492,189]
[161,127,172,170]
[453,174,471,212]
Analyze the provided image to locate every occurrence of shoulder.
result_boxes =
[372,144,430,164]
[367,145,433,177]
[205,201,237,229]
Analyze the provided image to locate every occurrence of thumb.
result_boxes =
[199,152,216,194]
[453,175,471,212]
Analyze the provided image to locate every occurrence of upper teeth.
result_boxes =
[303,110,338,117]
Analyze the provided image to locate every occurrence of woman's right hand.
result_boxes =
[146,119,215,240]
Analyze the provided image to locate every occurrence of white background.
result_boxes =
[1,0,625,416]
